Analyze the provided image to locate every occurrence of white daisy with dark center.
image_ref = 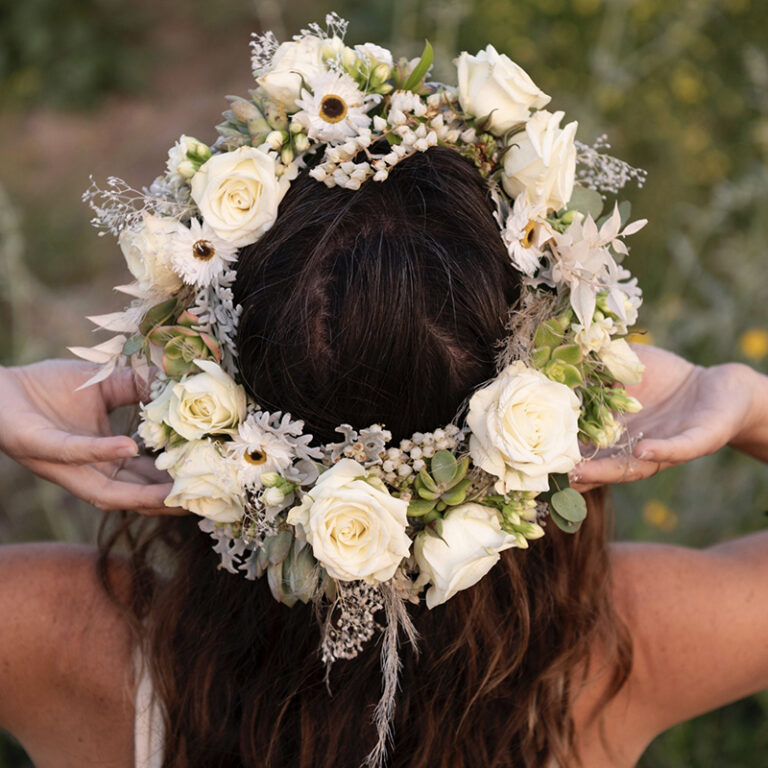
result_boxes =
[295,70,376,143]
[171,218,238,287]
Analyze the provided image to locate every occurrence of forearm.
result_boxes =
[730,365,768,463]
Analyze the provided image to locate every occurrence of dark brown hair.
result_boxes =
[101,147,630,767]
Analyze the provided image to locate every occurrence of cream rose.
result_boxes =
[467,361,582,492]
[137,381,174,450]
[191,147,283,247]
[414,503,519,609]
[287,458,411,583]
[502,109,578,212]
[599,339,644,386]
[257,37,328,108]
[165,360,246,441]
[119,214,183,294]
[456,45,550,136]
[157,440,244,523]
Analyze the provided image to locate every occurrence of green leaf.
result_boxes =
[550,507,583,534]
[440,478,472,506]
[408,498,437,517]
[417,466,438,493]
[549,473,571,493]
[139,298,179,336]
[403,40,434,92]
[567,186,604,220]
[416,485,441,501]
[122,335,144,356]
[532,346,551,368]
[551,343,583,365]
[534,319,564,350]
[617,200,632,227]
[551,488,588,523]
[544,360,583,387]
[431,450,458,485]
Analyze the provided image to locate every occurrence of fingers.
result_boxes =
[27,460,186,515]
[100,367,151,411]
[633,425,717,464]
[24,428,139,465]
[570,453,664,490]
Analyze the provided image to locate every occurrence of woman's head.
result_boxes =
[234,146,521,441]
[104,148,629,768]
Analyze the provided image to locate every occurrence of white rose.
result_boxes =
[191,147,283,248]
[456,45,550,136]
[502,109,578,212]
[414,503,519,609]
[467,361,582,493]
[287,458,411,583]
[354,42,394,70]
[157,440,244,523]
[165,360,247,441]
[257,37,327,108]
[599,339,644,386]
[118,214,183,294]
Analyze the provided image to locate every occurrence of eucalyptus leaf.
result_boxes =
[551,488,588,523]
[403,40,434,92]
[618,200,632,227]
[549,507,583,534]
[568,185,604,220]
[122,335,144,356]
[431,450,458,485]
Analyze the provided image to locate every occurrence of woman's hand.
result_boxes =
[572,346,765,490]
[0,359,184,515]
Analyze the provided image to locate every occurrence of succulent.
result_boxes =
[407,449,472,518]
[252,530,319,608]
[147,310,222,377]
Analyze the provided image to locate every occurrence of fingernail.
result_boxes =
[117,443,139,458]
[637,449,653,461]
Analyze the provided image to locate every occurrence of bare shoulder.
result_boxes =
[613,537,768,739]
[0,542,134,767]
[572,536,768,766]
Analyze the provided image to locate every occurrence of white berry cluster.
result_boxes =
[377,425,464,486]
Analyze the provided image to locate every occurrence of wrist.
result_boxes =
[729,364,768,459]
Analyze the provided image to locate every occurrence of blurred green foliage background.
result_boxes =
[0,0,767,765]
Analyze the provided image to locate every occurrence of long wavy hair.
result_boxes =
[100,147,631,767]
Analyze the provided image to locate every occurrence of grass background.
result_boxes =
[0,0,767,764]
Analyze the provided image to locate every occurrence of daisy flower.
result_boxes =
[500,195,550,277]
[171,218,238,287]
[228,413,296,489]
[294,70,375,143]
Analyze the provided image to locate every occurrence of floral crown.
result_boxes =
[74,14,647,765]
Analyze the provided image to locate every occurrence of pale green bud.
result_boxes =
[294,133,310,153]
[281,146,295,164]
[260,472,280,487]
[371,63,392,85]
[263,487,286,506]
[176,159,196,179]
[265,130,284,151]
